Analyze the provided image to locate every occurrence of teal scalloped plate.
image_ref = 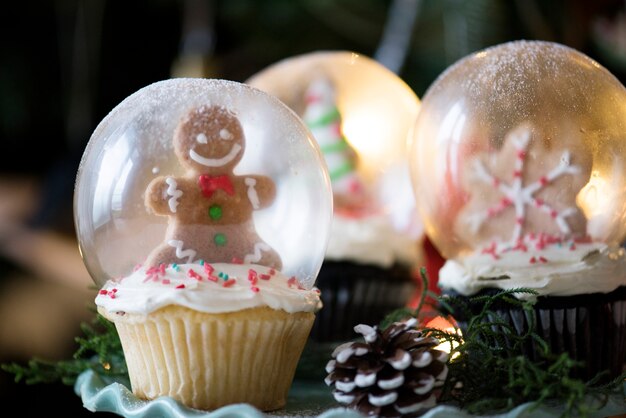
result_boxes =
[75,370,626,418]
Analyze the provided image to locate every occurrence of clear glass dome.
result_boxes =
[74,78,332,288]
[410,41,626,259]
[248,51,421,234]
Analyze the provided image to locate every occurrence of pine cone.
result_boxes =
[325,318,448,417]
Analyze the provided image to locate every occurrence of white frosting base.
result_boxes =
[439,243,626,299]
[95,263,321,315]
[325,214,420,267]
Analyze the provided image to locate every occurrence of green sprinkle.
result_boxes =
[214,233,227,247]
[218,272,224,278]
[198,259,205,265]
[209,205,223,220]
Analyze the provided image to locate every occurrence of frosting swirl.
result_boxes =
[439,243,626,299]
[95,263,321,315]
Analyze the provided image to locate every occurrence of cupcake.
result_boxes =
[248,51,424,342]
[73,79,333,409]
[409,41,626,381]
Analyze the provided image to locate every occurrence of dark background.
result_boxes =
[1,0,625,415]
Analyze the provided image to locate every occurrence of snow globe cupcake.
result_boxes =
[410,40,626,380]
[73,79,332,410]
[248,51,423,343]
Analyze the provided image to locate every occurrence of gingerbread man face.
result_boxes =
[174,105,245,174]
[144,104,282,270]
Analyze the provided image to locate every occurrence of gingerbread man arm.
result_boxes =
[242,175,276,210]
[145,176,183,216]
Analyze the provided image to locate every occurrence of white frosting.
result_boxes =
[244,242,271,264]
[189,144,242,167]
[164,177,182,213]
[244,177,260,209]
[167,240,196,264]
[95,263,321,315]
[439,243,626,299]
[325,213,420,267]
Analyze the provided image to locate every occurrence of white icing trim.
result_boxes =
[368,391,398,407]
[196,133,208,144]
[389,351,412,370]
[325,360,336,373]
[244,242,271,264]
[245,177,260,209]
[354,372,376,387]
[189,144,242,167]
[167,240,196,263]
[165,177,183,213]
[378,374,404,389]
[220,129,233,140]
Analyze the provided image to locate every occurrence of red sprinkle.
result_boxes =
[529,256,537,264]
[550,209,558,218]
[99,290,108,295]
[248,269,258,283]
[260,274,271,280]
[269,269,276,276]
[539,256,548,263]
[111,288,118,293]
[539,176,549,186]
[110,294,116,299]
[188,269,202,280]
[223,279,236,288]
[207,275,218,282]
[162,279,171,285]
[176,284,185,289]
[516,150,526,159]
[204,264,215,275]
[231,257,244,264]
[251,286,260,293]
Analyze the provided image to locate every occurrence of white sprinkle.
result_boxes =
[378,374,404,390]
[368,391,398,407]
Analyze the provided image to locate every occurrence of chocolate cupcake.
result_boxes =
[410,41,626,381]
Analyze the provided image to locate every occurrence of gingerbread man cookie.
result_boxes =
[144,104,282,269]
[455,122,592,248]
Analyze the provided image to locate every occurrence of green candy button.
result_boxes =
[214,233,227,246]
[209,205,222,220]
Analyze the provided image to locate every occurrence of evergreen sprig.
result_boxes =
[2,313,127,385]
[381,271,626,417]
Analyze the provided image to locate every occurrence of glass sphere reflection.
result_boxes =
[74,78,332,288]
[410,41,626,259]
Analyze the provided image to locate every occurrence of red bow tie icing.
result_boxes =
[198,174,235,198]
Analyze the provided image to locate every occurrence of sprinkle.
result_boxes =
[248,270,258,285]
[162,279,171,285]
[198,259,205,266]
[171,263,179,271]
[232,257,244,264]
[111,288,118,293]
[158,264,166,275]
[223,274,229,280]
[539,256,548,263]
[188,269,202,280]
[539,176,549,186]
[223,279,236,288]
[251,286,260,293]
[287,276,304,289]
[530,256,537,264]
[260,274,271,280]
[109,294,116,299]
[176,284,186,289]
[204,264,214,275]
[99,290,107,295]
[269,269,276,276]
[207,275,218,282]
[218,272,224,279]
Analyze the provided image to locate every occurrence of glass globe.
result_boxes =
[74,78,332,288]
[248,51,421,236]
[410,41,626,260]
